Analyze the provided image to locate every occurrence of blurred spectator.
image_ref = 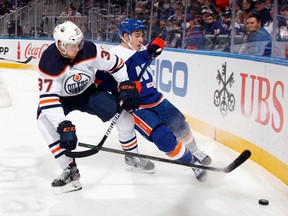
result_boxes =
[183,18,205,50]
[194,14,205,26]
[279,4,288,38]
[239,13,271,56]
[175,1,184,11]
[7,20,22,37]
[164,21,182,48]
[69,6,81,17]
[172,6,185,23]
[221,9,242,35]
[201,5,214,24]
[160,0,175,20]
[201,5,213,15]
[252,0,272,26]
[235,1,245,24]
[59,6,69,18]
[78,0,100,16]
[96,29,105,41]
[135,1,145,15]
[189,1,204,16]
[265,4,288,38]
[68,5,82,27]
[202,13,225,35]
[150,16,162,39]
[203,0,217,14]
[242,0,256,21]
[0,2,10,15]
[4,0,29,11]
[215,0,230,10]
[109,24,120,42]
[161,19,174,39]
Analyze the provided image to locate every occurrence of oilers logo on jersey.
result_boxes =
[64,73,91,94]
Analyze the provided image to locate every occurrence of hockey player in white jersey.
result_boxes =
[96,18,212,182]
[36,21,154,194]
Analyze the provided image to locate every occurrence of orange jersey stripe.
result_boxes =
[38,65,69,78]
[168,142,183,158]
[39,98,59,105]
[112,57,124,72]
[122,140,137,149]
[139,95,164,109]
[133,114,152,136]
[51,146,61,154]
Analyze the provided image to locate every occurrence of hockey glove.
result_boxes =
[118,80,141,112]
[57,120,78,150]
[146,37,165,58]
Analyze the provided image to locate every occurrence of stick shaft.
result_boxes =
[78,142,251,173]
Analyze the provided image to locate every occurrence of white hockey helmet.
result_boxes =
[53,21,84,56]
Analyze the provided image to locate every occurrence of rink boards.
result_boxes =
[0,38,287,185]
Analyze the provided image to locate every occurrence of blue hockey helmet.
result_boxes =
[119,18,146,36]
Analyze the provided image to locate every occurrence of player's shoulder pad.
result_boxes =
[38,43,67,76]
[81,40,97,59]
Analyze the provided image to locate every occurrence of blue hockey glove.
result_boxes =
[57,120,78,150]
[146,37,165,58]
[118,80,141,112]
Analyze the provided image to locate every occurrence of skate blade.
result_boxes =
[194,171,208,183]
[125,165,155,174]
[52,180,82,195]
[193,151,212,165]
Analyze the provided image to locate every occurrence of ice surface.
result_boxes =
[0,68,287,216]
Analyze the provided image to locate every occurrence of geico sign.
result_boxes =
[152,59,188,97]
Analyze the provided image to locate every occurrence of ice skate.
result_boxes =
[52,162,82,194]
[193,149,212,165]
[125,155,155,174]
[192,166,208,182]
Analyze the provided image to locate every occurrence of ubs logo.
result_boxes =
[64,73,91,94]
[213,62,235,117]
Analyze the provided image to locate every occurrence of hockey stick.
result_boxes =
[65,53,154,158]
[77,142,251,173]
[0,56,33,64]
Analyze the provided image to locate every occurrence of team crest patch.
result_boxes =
[64,73,91,94]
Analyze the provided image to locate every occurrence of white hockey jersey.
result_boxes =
[37,40,128,128]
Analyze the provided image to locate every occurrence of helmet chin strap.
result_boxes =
[57,41,68,57]
[60,49,69,58]
[121,35,136,51]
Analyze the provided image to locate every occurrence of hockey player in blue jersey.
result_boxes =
[36,21,155,194]
[96,18,212,182]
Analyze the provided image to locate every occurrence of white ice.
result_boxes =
[0,68,287,216]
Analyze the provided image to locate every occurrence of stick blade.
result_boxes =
[224,150,251,173]
[23,56,33,64]
[65,147,100,158]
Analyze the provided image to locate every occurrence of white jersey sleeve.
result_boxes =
[93,45,129,84]
[109,45,136,61]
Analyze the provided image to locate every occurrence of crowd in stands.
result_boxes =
[0,0,31,16]
[142,0,287,55]
[1,0,31,37]
[2,0,288,57]
[64,0,287,56]
[126,0,288,56]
